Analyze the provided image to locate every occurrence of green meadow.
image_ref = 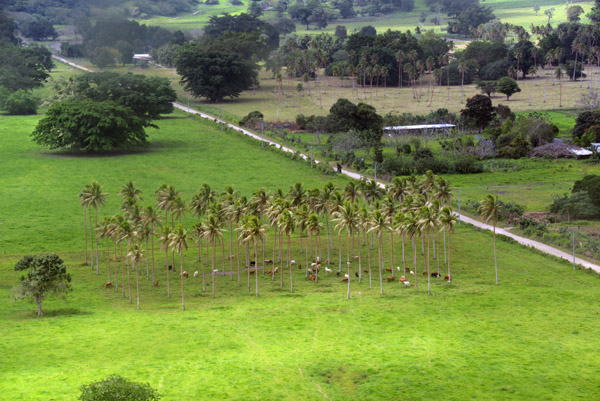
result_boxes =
[2,107,600,400]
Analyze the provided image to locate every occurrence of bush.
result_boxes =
[296,114,308,130]
[454,156,483,174]
[413,147,433,160]
[79,375,160,401]
[239,110,264,127]
[4,90,38,115]
[479,60,511,81]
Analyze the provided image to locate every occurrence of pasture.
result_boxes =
[2,105,600,400]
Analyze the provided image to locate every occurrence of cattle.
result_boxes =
[265,259,273,264]
[341,277,349,282]
[399,276,407,282]
[213,269,219,274]
[309,274,316,281]
[386,276,395,282]
[336,271,341,276]
[249,270,256,275]
[385,268,392,272]
[193,271,199,277]
[325,267,333,274]
[105,282,112,288]
[405,267,411,272]
[431,272,441,278]
[363,269,369,273]
[291,260,296,265]
[307,268,315,275]
[249,261,256,267]
[168,265,173,271]
[298,263,302,269]
[396,266,401,271]
[153,281,159,287]
[355,272,359,278]
[403,281,410,287]
[410,271,415,276]
[273,266,279,274]
[422,270,428,275]
[444,274,451,281]
[311,262,317,267]
[181,271,189,278]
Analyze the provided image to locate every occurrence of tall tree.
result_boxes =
[169,225,189,310]
[333,201,358,299]
[128,244,143,310]
[478,194,503,285]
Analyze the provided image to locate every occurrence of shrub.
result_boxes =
[239,110,264,127]
[79,375,160,401]
[4,90,38,115]
[454,156,483,174]
[413,147,433,160]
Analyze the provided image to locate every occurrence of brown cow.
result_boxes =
[105,282,112,288]
[386,276,395,282]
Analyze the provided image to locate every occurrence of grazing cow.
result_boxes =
[265,259,273,264]
[355,272,359,278]
[431,272,441,278]
[309,274,316,281]
[386,276,395,282]
[213,269,219,274]
[396,266,401,271]
[341,277,349,282]
[273,267,279,273]
[336,271,341,276]
[168,265,173,271]
[405,267,411,272]
[399,276,407,282]
[352,255,359,260]
[105,282,112,288]
[267,269,273,275]
[444,274,451,281]
[422,270,429,275]
[249,261,256,267]
[403,281,410,287]
[325,267,333,274]
[410,271,415,276]
[193,271,199,277]
[291,260,296,265]
[181,271,189,278]
[307,268,315,275]
[298,263,302,269]
[249,270,256,275]
[385,268,392,273]
[316,256,321,262]
[153,281,159,287]
[311,262,317,267]
[363,269,368,273]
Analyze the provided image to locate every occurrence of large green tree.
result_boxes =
[13,254,72,315]
[31,100,146,152]
[175,47,258,102]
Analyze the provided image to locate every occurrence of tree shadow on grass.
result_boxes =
[12,307,91,320]
[37,138,188,158]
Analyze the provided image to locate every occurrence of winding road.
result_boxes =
[53,55,600,273]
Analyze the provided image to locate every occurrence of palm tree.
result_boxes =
[87,182,107,275]
[120,181,142,202]
[158,225,172,297]
[307,213,323,281]
[367,209,388,295]
[458,59,467,103]
[108,214,123,291]
[128,243,143,310]
[142,206,161,283]
[381,195,397,277]
[78,184,92,266]
[344,181,360,205]
[169,224,189,310]
[191,221,206,291]
[358,207,371,287]
[418,203,439,295]
[402,211,420,289]
[478,194,503,285]
[279,209,296,292]
[555,66,564,107]
[295,204,309,256]
[239,215,266,297]
[118,220,134,303]
[227,199,247,285]
[333,201,358,299]
[203,214,224,298]
[96,216,112,283]
[438,207,457,283]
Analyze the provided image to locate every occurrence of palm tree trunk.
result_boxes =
[212,239,216,298]
[436,232,440,274]
[493,222,498,285]
[390,231,395,278]
[113,240,118,291]
[254,240,259,297]
[338,232,342,273]
[358,231,362,283]
[261,238,265,277]
[221,238,225,271]
[443,229,447,265]
[306,233,310,278]
[378,233,383,295]
[145,237,150,280]
[206,235,209,266]
[325,213,331,262]
[427,228,431,296]
[288,235,293,292]
[121,245,125,297]
[83,207,88,265]
[89,209,94,270]
[447,231,452,283]
[165,247,170,297]
[180,252,185,310]
[300,228,303,254]
[107,239,111,282]
[151,233,156,283]
[413,237,418,289]
[237,239,241,286]
[346,233,351,299]
[134,259,140,310]
[544,75,548,103]
[367,239,372,289]
[246,242,250,291]
[272,228,277,281]
[230,222,234,280]
[401,233,406,271]
[279,232,284,287]
[126,240,132,303]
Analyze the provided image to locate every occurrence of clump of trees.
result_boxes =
[12,254,72,315]
[551,175,600,220]
[79,375,160,401]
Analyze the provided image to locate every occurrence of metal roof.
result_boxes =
[384,124,456,131]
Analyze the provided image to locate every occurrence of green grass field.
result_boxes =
[2,101,600,400]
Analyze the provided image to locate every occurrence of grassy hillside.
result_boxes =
[0,111,348,255]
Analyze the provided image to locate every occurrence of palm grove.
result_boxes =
[77,173,502,310]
